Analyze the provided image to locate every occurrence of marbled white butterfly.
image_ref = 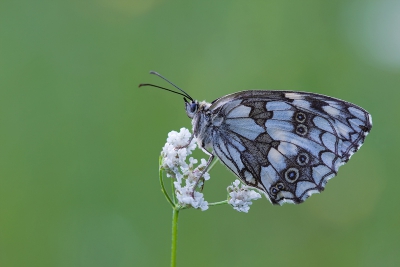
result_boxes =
[141,71,372,205]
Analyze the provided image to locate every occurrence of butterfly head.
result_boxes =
[184,99,199,119]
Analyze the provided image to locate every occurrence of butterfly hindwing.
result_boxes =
[208,90,372,205]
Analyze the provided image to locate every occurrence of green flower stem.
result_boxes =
[208,200,228,206]
[159,157,174,208]
[161,155,223,267]
[171,177,177,204]
[171,207,179,267]
[208,157,219,171]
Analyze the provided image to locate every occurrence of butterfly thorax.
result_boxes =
[189,101,214,150]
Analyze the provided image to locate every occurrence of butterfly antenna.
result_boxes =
[149,71,194,101]
[138,83,191,99]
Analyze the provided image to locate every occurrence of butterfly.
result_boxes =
[140,71,372,205]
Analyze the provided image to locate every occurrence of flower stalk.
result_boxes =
[159,128,262,266]
[170,207,179,267]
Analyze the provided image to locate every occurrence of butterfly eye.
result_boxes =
[190,102,197,113]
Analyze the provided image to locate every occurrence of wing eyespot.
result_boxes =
[295,124,308,136]
[276,182,285,190]
[295,112,306,123]
[296,152,310,166]
[270,186,279,195]
[285,167,300,183]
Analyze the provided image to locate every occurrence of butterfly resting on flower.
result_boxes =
[140,72,372,205]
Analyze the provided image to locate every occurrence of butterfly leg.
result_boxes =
[174,134,194,150]
[191,149,214,196]
[174,133,215,197]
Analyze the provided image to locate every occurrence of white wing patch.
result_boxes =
[276,191,296,203]
[348,106,366,120]
[226,118,264,140]
[260,166,280,187]
[221,99,243,115]
[335,120,353,139]
[321,151,336,168]
[227,144,245,170]
[323,105,341,116]
[266,120,294,132]
[226,105,251,118]
[291,100,311,109]
[243,170,256,184]
[277,142,298,157]
[312,165,332,185]
[285,92,304,100]
[321,132,337,152]
[313,116,335,134]
[213,141,238,175]
[229,136,246,152]
[267,148,287,172]
[271,110,295,121]
[348,118,364,132]
[295,181,317,198]
[266,101,292,110]
[326,101,344,110]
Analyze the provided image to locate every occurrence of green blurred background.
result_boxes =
[1,0,399,266]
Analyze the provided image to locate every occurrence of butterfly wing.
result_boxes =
[209,90,372,205]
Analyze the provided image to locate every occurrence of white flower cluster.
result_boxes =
[161,128,209,211]
[227,180,262,213]
[161,128,263,213]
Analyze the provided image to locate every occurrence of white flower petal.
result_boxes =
[227,180,261,213]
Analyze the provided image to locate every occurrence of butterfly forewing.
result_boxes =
[203,90,372,205]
